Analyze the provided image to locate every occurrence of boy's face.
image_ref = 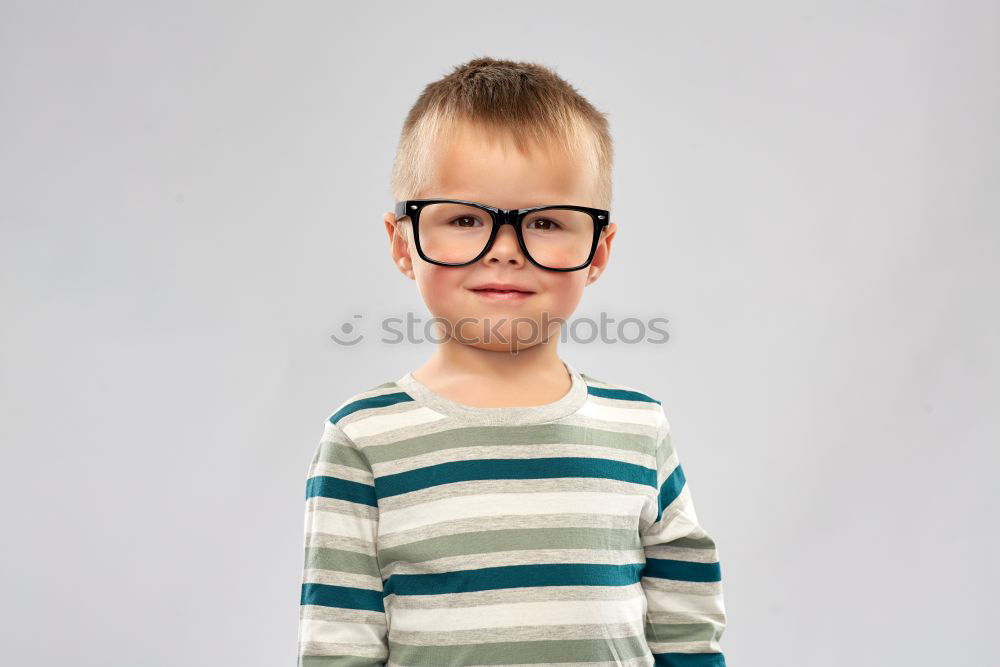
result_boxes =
[384,122,617,353]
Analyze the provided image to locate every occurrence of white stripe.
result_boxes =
[300,616,387,645]
[312,462,374,485]
[576,400,661,428]
[388,593,647,632]
[380,491,646,535]
[642,484,700,543]
[309,505,378,540]
[341,405,447,440]
[383,547,646,575]
[642,587,727,615]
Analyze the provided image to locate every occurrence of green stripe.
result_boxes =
[379,526,641,564]
[313,438,370,471]
[389,632,650,665]
[304,546,381,578]
[300,656,385,667]
[364,422,656,464]
[646,620,721,643]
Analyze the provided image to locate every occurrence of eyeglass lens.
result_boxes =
[415,202,595,269]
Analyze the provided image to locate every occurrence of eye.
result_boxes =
[526,218,562,231]
[448,216,484,228]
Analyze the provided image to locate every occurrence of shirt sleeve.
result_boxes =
[297,418,389,666]
[639,407,728,666]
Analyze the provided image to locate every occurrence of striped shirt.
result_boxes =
[298,360,727,666]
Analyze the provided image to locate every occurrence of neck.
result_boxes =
[414,335,568,388]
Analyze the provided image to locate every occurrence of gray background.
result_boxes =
[2,1,997,665]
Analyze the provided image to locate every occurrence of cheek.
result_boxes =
[542,272,588,299]
[535,273,588,318]
[412,264,465,314]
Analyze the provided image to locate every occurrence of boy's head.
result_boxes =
[384,57,617,353]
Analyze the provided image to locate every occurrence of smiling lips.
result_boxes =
[468,282,536,300]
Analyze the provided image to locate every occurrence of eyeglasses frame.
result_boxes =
[393,198,610,272]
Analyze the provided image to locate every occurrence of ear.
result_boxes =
[384,211,415,280]
[585,221,617,285]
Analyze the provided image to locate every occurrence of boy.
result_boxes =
[297,57,727,666]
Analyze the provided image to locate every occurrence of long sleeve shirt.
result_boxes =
[297,359,728,666]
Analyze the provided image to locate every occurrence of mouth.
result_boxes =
[467,286,536,300]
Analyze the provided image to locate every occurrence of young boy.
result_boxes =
[297,57,727,666]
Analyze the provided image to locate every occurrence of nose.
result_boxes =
[481,222,526,266]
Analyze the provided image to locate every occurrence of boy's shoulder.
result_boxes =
[322,377,411,432]
[321,368,668,442]
[577,370,664,407]
[577,370,671,434]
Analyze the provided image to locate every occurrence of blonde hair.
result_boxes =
[390,57,614,210]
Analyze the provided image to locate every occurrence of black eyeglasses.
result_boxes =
[393,198,610,272]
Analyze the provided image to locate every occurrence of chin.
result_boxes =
[435,314,548,348]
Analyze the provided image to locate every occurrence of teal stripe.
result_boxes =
[643,556,722,583]
[306,475,378,507]
[330,391,414,424]
[375,457,657,499]
[383,562,644,596]
[653,651,727,666]
[588,385,661,404]
[300,581,385,612]
[655,463,686,523]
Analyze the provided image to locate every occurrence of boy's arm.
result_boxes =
[297,419,389,666]
[640,408,728,666]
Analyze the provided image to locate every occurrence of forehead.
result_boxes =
[420,121,598,209]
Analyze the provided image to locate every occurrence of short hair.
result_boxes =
[391,57,614,210]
